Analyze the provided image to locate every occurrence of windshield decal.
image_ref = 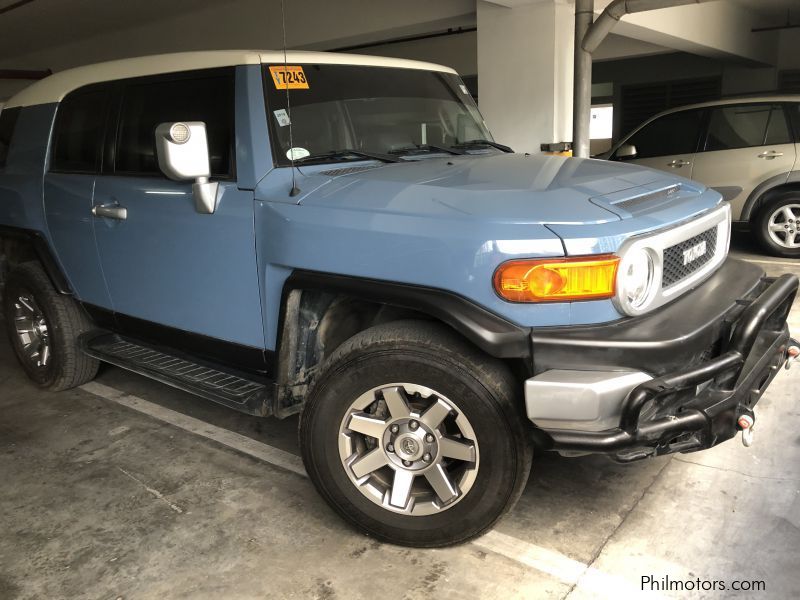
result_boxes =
[269,65,309,89]
[273,109,291,127]
[286,147,311,160]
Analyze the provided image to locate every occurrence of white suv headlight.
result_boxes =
[618,247,657,312]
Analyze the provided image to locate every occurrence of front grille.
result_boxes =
[662,226,718,288]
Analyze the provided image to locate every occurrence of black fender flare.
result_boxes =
[740,171,800,222]
[281,270,532,360]
[0,225,72,295]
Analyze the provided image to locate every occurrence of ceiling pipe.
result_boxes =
[572,0,716,157]
[583,0,715,54]
[572,0,595,160]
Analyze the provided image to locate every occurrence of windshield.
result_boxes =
[263,63,492,166]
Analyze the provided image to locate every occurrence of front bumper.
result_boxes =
[528,260,798,462]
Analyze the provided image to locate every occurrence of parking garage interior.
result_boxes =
[1,1,799,598]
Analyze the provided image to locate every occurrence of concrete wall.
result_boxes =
[477,0,574,154]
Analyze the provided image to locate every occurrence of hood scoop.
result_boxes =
[613,183,682,211]
[592,181,703,218]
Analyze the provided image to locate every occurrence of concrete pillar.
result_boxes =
[477,0,575,154]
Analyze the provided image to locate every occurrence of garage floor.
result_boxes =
[1,234,798,600]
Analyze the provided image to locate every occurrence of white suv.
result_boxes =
[605,97,800,258]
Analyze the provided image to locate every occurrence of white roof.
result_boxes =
[6,50,458,109]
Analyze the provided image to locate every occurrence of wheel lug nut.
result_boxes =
[423,453,432,462]
[402,460,412,467]
[409,420,419,430]
[390,424,399,434]
[425,434,434,443]
[386,444,394,453]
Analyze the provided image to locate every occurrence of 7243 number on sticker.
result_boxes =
[269,66,309,89]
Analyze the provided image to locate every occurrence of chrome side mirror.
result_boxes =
[155,122,220,214]
[615,143,638,160]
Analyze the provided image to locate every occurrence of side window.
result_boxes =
[115,71,234,178]
[704,104,790,152]
[618,109,704,159]
[765,105,792,145]
[51,87,109,173]
[787,103,800,142]
[0,107,21,169]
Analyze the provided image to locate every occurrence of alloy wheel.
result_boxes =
[766,203,800,249]
[13,293,51,369]
[338,383,479,516]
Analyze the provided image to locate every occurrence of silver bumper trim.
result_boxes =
[525,369,652,432]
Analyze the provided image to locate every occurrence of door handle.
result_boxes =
[92,203,128,220]
[758,151,784,159]
[667,159,691,168]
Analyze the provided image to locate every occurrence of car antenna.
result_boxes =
[281,0,301,197]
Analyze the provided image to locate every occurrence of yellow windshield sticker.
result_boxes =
[269,65,309,89]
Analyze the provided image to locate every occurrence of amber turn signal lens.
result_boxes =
[493,256,619,302]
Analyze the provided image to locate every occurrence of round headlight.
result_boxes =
[618,247,656,313]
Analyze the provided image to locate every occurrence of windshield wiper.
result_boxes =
[452,139,514,153]
[389,144,466,156]
[295,149,401,164]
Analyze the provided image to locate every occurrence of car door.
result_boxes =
[690,103,796,220]
[610,108,705,178]
[43,84,114,308]
[91,68,266,366]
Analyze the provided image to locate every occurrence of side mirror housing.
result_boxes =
[155,122,220,214]
[615,143,638,161]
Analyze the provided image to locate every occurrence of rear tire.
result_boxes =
[753,193,800,258]
[3,262,99,391]
[299,320,532,547]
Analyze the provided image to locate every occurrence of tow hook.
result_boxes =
[738,413,755,447]
[786,343,799,370]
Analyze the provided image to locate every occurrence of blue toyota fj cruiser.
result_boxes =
[0,51,797,547]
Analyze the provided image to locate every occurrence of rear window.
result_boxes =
[786,103,800,142]
[51,87,110,173]
[703,104,791,151]
[0,107,21,169]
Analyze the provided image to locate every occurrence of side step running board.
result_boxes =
[80,332,273,417]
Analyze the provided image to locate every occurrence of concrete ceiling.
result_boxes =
[731,0,799,26]
[0,0,223,60]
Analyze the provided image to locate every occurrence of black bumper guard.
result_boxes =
[544,274,799,462]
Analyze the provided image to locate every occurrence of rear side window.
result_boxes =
[620,109,704,159]
[51,87,110,173]
[0,107,21,169]
[784,103,800,142]
[704,104,791,151]
[115,70,234,178]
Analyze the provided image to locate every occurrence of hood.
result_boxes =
[295,153,699,224]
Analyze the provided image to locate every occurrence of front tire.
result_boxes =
[3,262,99,391]
[299,320,532,547]
[753,193,800,258]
